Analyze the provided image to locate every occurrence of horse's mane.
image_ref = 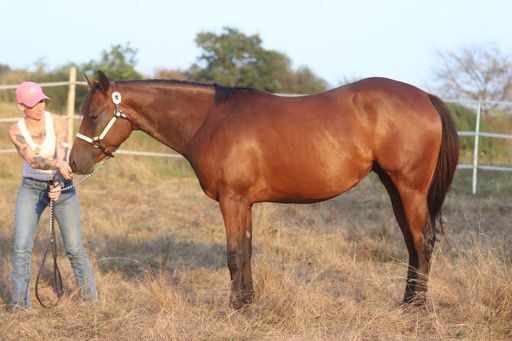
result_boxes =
[213,84,259,102]
[117,79,212,90]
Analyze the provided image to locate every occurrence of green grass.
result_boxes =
[452,169,512,196]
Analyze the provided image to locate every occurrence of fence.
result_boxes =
[1,67,511,194]
[444,98,512,193]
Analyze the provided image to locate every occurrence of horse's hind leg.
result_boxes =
[396,184,435,304]
[375,168,435,304]
[219,195,255,309]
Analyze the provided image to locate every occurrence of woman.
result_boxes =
[7,81,97,310]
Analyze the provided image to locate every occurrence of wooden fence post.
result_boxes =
[66,66,76,149]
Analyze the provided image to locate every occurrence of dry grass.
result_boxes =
[0,153,511,340]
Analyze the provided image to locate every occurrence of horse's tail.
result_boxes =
[427,94,460,235]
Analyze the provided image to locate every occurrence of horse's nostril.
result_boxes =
[70,159,77,172]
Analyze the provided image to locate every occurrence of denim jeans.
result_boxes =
[11,177,97,309]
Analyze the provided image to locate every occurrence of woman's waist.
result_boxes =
[22,176,74,191]
[22,162,56,180]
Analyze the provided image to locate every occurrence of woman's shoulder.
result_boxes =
[7,122,21,142]
[8,121,21,135]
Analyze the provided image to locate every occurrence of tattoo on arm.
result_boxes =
[31,156,55,170]
[14,134,28,152]
[14,134,27,143]
[15,134,26,144]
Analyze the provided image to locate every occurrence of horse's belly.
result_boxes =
[193,123,373,203]
[260,153,372,203]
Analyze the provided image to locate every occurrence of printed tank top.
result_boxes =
[17,111,57,181]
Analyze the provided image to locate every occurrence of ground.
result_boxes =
[0,154,511,339]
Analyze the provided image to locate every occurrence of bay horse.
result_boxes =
[69,71,459,308]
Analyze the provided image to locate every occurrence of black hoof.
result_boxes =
[402,292,427,306]
[229,290,255,309]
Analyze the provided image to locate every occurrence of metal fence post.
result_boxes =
[66,66,76,149]
[471,101,482,194]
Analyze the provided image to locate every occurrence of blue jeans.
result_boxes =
[11,177,97,308]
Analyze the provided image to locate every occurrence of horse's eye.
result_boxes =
[90,113,98,120]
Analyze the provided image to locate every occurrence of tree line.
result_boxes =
[0,27,328,112]
[1,27,511,114]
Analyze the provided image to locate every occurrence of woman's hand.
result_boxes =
[49,183,61,202]
[55,160,73,180]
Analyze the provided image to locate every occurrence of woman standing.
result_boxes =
[7,81,97,310]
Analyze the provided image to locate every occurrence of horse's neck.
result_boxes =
[124,83,215,155]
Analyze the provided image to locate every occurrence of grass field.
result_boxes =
[0,149,511,339]
[0,103,511,339]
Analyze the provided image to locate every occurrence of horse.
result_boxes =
[69,71,459,309]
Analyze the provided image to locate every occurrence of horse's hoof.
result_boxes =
[229,290,255,309]
[402,293,427,307]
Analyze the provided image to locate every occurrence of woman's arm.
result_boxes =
[8,124,59,170]
[53,114,69,162]
[52,115,73,179]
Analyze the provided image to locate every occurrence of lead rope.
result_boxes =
[35,158,109,308]
[35,199,63,308]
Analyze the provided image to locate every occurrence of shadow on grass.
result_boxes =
[89,235,226,280]
[452,169,512,196]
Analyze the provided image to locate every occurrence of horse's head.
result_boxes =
[69,71,133,174]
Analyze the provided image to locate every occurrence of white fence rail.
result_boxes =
[1,67,511,193]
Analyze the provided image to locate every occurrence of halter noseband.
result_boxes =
[75,84,130,157]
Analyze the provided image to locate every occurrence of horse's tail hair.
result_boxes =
[427,94,460,235]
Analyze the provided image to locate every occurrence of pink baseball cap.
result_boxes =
[15,81,50,107]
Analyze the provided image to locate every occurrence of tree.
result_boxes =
[433,45,512,103]
[0,63,11,74]
[289,66,330,94]
[82,43,142,81]
[187,27,327,93]
[153,68,188,80]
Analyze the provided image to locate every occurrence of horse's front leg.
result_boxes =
[219,195,254,309]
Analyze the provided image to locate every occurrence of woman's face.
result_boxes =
[20,100,45,120]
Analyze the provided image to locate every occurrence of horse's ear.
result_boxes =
[84,73,94,88]
[97,71,110,93]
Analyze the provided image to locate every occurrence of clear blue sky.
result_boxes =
[2,0,512,90]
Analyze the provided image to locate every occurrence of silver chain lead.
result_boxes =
[49,158,109,193]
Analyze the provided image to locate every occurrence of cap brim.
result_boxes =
[22,94,50,108]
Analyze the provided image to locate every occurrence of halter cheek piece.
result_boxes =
[75,85,130,158]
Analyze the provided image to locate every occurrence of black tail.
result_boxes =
[427,94,460,234]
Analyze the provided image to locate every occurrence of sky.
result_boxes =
[2,0,512,90]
